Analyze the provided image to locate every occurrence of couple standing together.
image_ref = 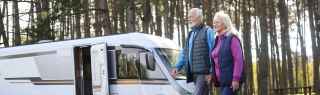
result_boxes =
[171,8,245,95]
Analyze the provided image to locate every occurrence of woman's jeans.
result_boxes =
[220,86,236,95]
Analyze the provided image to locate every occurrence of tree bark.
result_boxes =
[277,0,290,92]
[268,0,280,92]
[0,1,9,47]
[73,0,81,39]
[119,0,126,33]
[164,0,169,38]
[256,0,269,94]
[12,0,21,46]
[307,0,320,94]
[35,0,51,41]
[203,0,213,27]
[296,0,308,88]
[168,0,175,39]
[278,0,294,90]
[155,0,162,36]
[126,0,136,32]
[94,0,112,36]
[83,0,90,38]
[314,0,320,93]
[142,0,151,34]
[111,0,119,34]
[241,0,253,94]
[94,0,102,36]
[101,0,112,36]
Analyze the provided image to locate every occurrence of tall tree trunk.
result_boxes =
[66,5,73,40]
[143,0,151,34]
[155,0,162,36]
[268,0,279,92]
[314,0,320,93]
[94,0,102,36]
[71,15,75,39]
[180,0,186,47]
[5,1,9,45]
[162,0,175,39]
[276,0,288,92]
[203,0,213,27]
[95,0,112,36]
[27,0,35,43]
[253,16,260,95]
[35,0,51,41]
[168,0,175,39]
[296,0,308,88]
[119,0,126,33]
[234,0,240,30]
[176,0,185,46]
[83,0,90,38]
[176,0,181,45]
[111,0,119,33]
[257,0,269,94]
[12,0,21,46]
[241,0,253,94]
[126,0,136,32]
[73,0,81,39]
[50,1,55,40]
[60,16,65,40]
[307,0,320,94]
[0,2,9,47]
[0,10,3,43]
[163,0,169,38]
[101,0,112,35]
[278,0,293,91]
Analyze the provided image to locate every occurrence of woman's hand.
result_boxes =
[230,81,240,91]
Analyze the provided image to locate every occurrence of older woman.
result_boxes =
[211,11,244,95]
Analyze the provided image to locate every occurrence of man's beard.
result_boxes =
[188,22,197,27]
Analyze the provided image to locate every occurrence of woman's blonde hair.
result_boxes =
[213,11,239,36]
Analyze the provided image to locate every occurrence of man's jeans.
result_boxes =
[193,74,210,95]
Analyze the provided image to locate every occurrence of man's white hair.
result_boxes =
[213,11,239,36]
[189,8,203,21]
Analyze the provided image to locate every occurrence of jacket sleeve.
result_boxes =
[207,28,216,73]
[176,47,186,71]
[230,37,244,81]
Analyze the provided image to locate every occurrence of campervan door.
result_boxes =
[73,43,109,95]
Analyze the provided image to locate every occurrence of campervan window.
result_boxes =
[116,48,166,80]
[155,48,186,79]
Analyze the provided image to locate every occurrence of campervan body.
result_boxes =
[0,32,194,95]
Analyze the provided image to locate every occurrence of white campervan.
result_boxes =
[0,33,194,95]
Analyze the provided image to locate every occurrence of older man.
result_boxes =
[171,8,216,95]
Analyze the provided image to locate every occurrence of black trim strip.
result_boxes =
[5,77,74,85]
[5,77,41,80]
[8,80,74,85]
[110,79,170,85]
[31,80,74,85]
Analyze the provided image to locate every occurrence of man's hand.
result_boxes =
[230,81,240,91]
[205,74,212,82]
[171,68,178,78]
